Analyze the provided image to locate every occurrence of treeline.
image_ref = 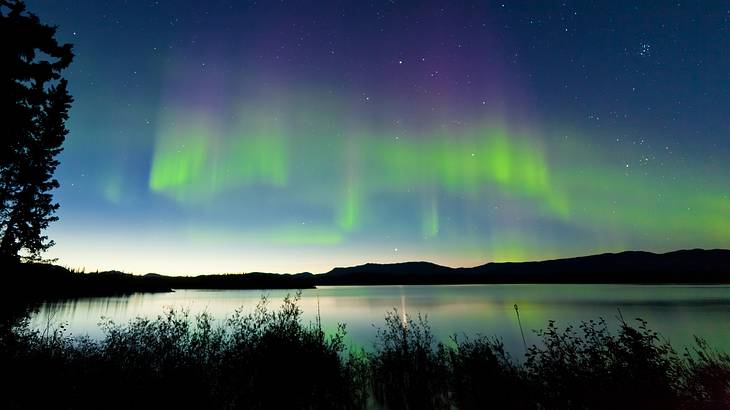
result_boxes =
[2,294,729,409]
[162,271,314,290]
[3,262,173,298]
[2,262,316,300]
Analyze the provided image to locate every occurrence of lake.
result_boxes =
[29,284,730,354]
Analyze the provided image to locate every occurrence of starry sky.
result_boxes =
[26,1,730,275]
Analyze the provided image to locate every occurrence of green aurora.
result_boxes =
[135,101,730,272]
[31,0,730,274]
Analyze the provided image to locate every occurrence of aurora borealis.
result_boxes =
[27,1,730,274]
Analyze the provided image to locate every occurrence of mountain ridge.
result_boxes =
[316,249,730,285]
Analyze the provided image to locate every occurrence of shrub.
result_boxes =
[2,297,729,409]
[368,310,449,409]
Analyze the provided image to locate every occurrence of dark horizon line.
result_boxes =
[7,248,730,299]
[64,247,728,277]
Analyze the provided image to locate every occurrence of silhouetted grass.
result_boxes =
[2,295,729,409]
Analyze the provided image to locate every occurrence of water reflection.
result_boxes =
[30,284,730,353]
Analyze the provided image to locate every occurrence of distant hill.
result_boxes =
[317,261,452,285]
[3,249,729,300]
[161,272,315,290]
[3,263,173,300]
[2,264,315,301]
[314,249,730,285]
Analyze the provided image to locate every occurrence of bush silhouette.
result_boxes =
[2,296,729,409]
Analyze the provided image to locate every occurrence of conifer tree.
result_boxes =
[0,0,73,262]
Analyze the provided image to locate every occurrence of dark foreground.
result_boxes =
[2,294,729,409]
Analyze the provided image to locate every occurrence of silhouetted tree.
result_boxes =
[0,0,73,262]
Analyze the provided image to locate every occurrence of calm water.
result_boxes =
[30,284,730,354]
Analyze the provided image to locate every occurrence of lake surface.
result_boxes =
[30,284,730,354]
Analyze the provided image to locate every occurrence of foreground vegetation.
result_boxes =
[2,294,729,409]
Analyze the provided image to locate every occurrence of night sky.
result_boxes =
[27,1,730,274]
